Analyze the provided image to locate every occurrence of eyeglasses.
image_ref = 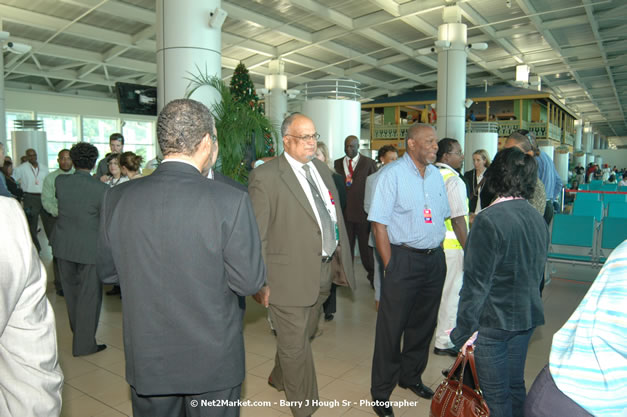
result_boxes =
[447,151,463,156]
[286,133,320,142]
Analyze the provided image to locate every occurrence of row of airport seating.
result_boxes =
[546,190,627,283]
[578,180,627,192]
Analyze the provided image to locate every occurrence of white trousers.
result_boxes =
[434,248,464,349]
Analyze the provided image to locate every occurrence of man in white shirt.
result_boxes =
[0,196,64,417]
[13,148,48,251]
[433,138,469,357]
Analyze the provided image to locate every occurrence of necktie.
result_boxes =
[302,165,337,256]
[348,158,354,177]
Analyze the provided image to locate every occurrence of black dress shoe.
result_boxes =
[106,285,121,295]
[433,347,458,357]
[267,377,283,392]
[324,313,334,321]
[97,344,107,352]
[56,289,64,297]
[399,382,434,399]
[373,404,394,417]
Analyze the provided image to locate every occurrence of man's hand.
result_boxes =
[253,285,270,307]
[100,175,111,183]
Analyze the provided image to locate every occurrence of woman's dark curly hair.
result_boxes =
[69,142,99,170]
[377,145,398,163]
[484,147,537,200]
[106,152,121,164]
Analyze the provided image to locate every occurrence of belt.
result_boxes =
[321,253,335,263]
[24,192,41,196]
[396,244,441,255]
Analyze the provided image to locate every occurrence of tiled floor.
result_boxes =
[40,238,591,417]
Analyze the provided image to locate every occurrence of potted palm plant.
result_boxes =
[186,65,276,184]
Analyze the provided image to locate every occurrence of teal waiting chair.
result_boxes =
[572,199,604,222]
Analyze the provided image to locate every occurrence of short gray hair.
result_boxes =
[281,112,304,137]
[157,99,215,156]
[405,123,434,148]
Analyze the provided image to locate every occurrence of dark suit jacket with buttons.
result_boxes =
[51,170,108,264]
[97,161,266,396]
[249,155,355,307]
[334,155,377,223]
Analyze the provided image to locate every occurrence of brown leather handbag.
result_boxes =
[430,346,490,417]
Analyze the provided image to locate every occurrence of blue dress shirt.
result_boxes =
[368,153,450,249]
[537,151,563,201]
[0,174,11,198]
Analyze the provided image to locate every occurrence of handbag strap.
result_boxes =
[465,345,484,395]
[445,348,466,380]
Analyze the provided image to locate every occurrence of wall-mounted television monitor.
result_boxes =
[115,82,157,116]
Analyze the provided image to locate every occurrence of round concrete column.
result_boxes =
[554,150,569,184]
[265,60,288,154]
[574,120,583,151]
[156,0,223,111]
[436,6,467,150]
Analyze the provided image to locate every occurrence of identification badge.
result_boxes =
[345,174,352,187]
[329,190,335,205]
[335,223,339,240]
[423,208,432,224]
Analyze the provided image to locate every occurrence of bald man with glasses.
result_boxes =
[249,113,355,417]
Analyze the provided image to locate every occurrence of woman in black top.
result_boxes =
[463,149,490,213]
[451,147,549,417]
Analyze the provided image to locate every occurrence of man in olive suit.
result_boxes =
[249,113,355,417]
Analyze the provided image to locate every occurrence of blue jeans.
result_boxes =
[474,327,534,417]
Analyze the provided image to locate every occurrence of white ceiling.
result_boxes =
[2,0,627,146]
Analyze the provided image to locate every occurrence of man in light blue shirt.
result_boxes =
[368,123,450,417]
[537,149,563,209]
[525,239,627,417]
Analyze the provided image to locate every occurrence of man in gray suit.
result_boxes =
[249,113,356,417]
[52,142,108,357]
[97,99,266,417]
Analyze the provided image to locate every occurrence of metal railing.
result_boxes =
[304,79,361,101]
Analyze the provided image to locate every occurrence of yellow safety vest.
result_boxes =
[439,166,469,250]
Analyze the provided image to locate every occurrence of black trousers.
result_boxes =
[524,365,593,417]
[131,384,241,417]
[371,245,447,400]
[346,220,374,282]
[57,260,102,356]
[40,209,62,292]
[23,192,43,252]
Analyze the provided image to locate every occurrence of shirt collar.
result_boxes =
[345,153,360,165]
[403,153,435,178]
[162,158,201,172]
[435,162,457,173]
[284,151,314,172]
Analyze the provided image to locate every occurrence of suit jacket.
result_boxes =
[249,154,356,307]
[334,155,377,223]
[214,170,248,192]
[97,161,265,395]
[51,170,108,264]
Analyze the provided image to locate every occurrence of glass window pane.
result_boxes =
[5,110,34,159]
[40,113,79,170]
[83,117,119,165]
[122,120,156,168]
